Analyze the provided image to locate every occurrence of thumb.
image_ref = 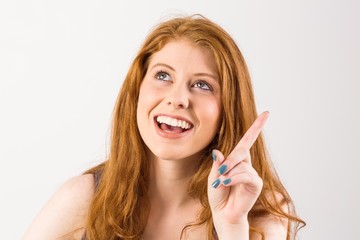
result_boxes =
[208,149,228,209]
[208,149,223,184]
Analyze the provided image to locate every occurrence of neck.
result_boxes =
[147,154,201,209]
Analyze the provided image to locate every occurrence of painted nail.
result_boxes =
[218,165,228,175]
[223,178,232,185]
[211,150,217,161]
[212,179,221,188]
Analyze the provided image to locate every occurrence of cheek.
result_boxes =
[137,84,150,123]
[138,83,154,108]
[138,80,163,104]
[199,97,222,130]
[138,83,150,105]
[137,81,163,121]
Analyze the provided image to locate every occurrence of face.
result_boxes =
[136,40,222,162]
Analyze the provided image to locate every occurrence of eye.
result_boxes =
[193,80,212,91]
[154,70,171,81]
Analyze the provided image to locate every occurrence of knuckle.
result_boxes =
[223,155,235,168]
[240,162,252,172]
[237,146,247,154]
[255,175,263,188]
[245,150,251,159]
[249,172,261,182]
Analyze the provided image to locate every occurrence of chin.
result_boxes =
[148,145,205,162]
[152,149,188,161]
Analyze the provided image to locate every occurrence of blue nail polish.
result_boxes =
[223,178,232,185]
[218,165,227,175]
[212,179,221,188]
[211,150,217,161]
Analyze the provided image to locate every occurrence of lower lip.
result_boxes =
[153,119,193,139]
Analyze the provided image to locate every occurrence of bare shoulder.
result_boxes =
[22,174,95,240]
[250,192,289,240]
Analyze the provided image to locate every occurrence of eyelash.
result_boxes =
[154,70,213,91]
[193,80,212,91]
[154,70,171,81]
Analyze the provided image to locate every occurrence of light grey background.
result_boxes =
[1,0,359,239]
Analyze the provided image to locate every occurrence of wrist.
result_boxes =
[214,217,249,240]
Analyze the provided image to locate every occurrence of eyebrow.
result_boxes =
[150,63,175,72]
[150,63,218,82]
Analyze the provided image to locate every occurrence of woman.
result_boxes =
[23,15,305,240]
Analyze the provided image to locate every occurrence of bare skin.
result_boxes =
[22,40,287,239]
[208,111,288,239]
[141,152,207,240]
[21,174,95,240]
[22,113,287,240]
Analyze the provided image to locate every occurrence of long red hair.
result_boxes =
[83,15,305,239]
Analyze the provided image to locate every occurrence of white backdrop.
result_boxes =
[1,0,359,239]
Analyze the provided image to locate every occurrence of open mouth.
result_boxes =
[155,115,193,133]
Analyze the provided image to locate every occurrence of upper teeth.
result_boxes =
[156,116,192,130]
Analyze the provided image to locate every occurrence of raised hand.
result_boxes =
[208,111,270,238]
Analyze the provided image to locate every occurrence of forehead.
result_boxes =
[148,40,218,76]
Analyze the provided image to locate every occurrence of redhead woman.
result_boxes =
[22,15,305,240]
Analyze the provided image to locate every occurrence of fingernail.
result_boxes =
[223,178,232,185]
[218,165,227,175]
[211,150,217,161]
[212,179,221,188]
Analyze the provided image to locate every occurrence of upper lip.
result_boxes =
[154,114,194,128]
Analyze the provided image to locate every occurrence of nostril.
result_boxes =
[166,97,189,109]
[176,99,189,109]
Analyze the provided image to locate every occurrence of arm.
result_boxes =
[22,174,95,240]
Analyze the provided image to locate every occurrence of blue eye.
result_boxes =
[155,71,171,81]
[193,81,212,91]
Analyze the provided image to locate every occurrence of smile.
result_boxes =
[154,115,193,135]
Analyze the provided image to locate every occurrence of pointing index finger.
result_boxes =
[236,111,270,150]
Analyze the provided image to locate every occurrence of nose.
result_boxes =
[167,97,189,109]
[166,86,190,109]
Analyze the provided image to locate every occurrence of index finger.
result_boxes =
[236,111,269,150]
